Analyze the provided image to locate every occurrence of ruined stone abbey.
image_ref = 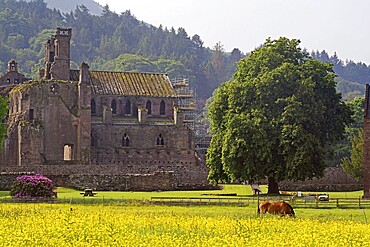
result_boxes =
[0,28,209,190]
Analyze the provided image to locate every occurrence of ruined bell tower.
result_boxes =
[77,62,92,165]
[44,28,72,80]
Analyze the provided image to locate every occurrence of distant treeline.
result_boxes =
[0,0,368,99]
[0,0,245,98]
[312,50,369,100]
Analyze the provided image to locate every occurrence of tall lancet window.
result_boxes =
[156,134,164,146]
[125,100,131,115]
[146,100,152,115]
[111,99,117,114]
[91,99,96,115]
[160,100,165,116]
[122,133,130,147]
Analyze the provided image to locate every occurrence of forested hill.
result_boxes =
[0,0,243,98]
[22,0,103,15]
[312,50,370,100]
[0,1,368,100]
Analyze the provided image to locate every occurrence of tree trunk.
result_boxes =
[267,177,280,194]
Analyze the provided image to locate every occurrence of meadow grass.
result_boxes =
[0,184,369,246]
[53,184,260,200]
[54,184,364,200]
[0,184,364,200]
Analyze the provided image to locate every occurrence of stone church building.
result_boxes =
[0,28,209,191]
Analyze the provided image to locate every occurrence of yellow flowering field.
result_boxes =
[0,203,369,246]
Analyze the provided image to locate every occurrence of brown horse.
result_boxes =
[258,201,295,217]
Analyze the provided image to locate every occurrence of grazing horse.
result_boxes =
[258,201,295,217]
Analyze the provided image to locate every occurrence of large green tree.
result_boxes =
[206,37,352,194]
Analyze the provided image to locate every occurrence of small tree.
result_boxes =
[10,174,57,199]
[341,129,363,182]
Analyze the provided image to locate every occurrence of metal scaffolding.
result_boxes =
[171,78,211,153]
[171,78,196,128]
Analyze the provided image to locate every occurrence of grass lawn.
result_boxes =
[54,184,364,200]
[0,184,364,201]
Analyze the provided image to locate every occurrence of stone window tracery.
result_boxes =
[122,133,130,147]
[63,144,73,160]
[156,134,164,146]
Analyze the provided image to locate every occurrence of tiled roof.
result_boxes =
[70,70,176,97]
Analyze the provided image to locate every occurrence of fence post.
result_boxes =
[359,197,362,209]
[336,199,339,208]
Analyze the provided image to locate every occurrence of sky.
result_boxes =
[94,0,370,64]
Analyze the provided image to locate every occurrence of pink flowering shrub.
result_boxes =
[10,174,57,198]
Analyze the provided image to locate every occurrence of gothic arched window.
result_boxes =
[125,100,131,115]
[156,134,164,146]
[160,100,165,116]
[133,104,138,117]
[111,99,117,114]
[146,100,152,115]
[122,133,130,147]
[91,99,96,115]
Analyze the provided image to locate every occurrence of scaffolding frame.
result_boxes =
[171,78,211,153]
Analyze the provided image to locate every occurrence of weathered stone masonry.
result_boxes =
[0,28,210,191]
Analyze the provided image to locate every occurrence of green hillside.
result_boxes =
[2,1,369,100]
[2,0,245,98]
[23,0,103,15]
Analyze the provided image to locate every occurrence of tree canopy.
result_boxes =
[206,37,352,193]
[341,128,363,182]
[0,1,368,99]
[327,97,364,167]
[337,97,364,181]
[0,0,247,98]
[312,50,370,101]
